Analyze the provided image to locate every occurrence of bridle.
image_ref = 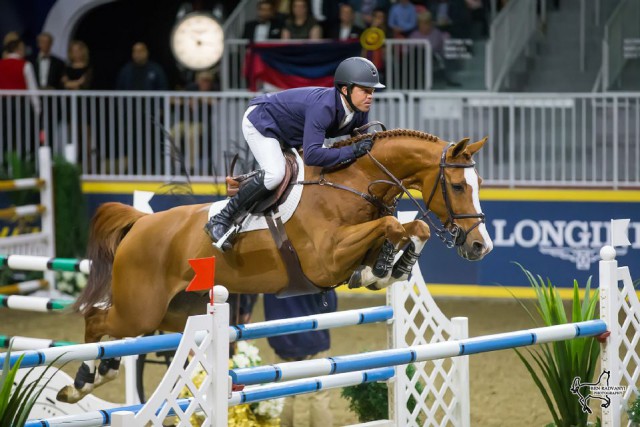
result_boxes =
[298,141,486,248]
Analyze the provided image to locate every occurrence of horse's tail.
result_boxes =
[73,202,147,315]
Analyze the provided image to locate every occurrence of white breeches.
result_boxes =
[242,106,286,191]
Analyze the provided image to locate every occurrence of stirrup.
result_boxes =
[213,224,239,251]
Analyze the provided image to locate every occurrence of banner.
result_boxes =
[244,40,362,91]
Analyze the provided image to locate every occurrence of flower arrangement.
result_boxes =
[54,271,87,296]
[177,340,284,426]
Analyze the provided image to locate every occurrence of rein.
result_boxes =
[297,142,485,248]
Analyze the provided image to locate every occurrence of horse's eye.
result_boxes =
[452,183,465,192]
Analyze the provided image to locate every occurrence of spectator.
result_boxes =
[263,291,337,427]
[116,42,169,90]
[409,11,460,87]
[2,31,20,58]
[61,40,93,170]
[0,38,40,113]
[282,0,323,40]
[0,38,40,157]
[172,70,219,171]
[62,40,92,90]
[348,0,390,27]
[32,32,65,89]
[328,3,364,40]
[362,8,391,80]
[242,0,284,42]
[388,0,417,37]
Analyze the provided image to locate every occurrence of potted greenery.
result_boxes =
[513,264,601,427]
[628,395,640,427]
[341,363,425,423]
[0,346,60,426]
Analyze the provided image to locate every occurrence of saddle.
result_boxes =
[225,149,319,297]
[225,150,298,213]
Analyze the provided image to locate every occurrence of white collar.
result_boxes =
[6,53,22,59]
[340,93,354,117]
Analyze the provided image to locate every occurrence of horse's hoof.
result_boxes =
[348,266,365,289]
[56,385,85,403]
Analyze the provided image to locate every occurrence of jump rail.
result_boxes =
[0,295,74,312]
[2,306,393,369]
[0,254,91,274]
[0,147,56,290]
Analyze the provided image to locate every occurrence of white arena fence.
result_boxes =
[1,91,638,188]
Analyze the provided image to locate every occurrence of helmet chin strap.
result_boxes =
[344,84,362,113]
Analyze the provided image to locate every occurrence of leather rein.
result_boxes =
[297,142,486,248]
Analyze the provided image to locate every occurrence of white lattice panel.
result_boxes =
[389,262,469,427]
[616,266,640,426]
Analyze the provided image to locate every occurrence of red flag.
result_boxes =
[187,257,216,293]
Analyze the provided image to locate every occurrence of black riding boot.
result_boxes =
[204,171,270,250]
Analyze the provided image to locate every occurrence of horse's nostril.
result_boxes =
[472,241,484,253]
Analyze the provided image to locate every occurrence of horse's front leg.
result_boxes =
[331,216,409,290]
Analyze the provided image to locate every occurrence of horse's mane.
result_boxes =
[334,129,440,148]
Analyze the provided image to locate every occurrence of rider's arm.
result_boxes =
[302,107,356,167]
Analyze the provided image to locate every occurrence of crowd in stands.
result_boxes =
[0,0,491,173]
[1,0,490,92]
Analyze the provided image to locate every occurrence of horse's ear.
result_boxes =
[451,137,470,158]
[466,136,488,156]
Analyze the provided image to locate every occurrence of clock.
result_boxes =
[170,13,224,70]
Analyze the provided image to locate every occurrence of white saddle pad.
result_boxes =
[208,149,304,234]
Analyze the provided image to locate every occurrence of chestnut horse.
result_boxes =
[58,129,493,403]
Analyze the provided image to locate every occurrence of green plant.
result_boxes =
[52,155,87,258]
[514,263,600,427]
[341,363,425,422]
[628,395,640,424]
[0,345,61,427]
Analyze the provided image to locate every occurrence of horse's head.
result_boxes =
[420,137,493,261]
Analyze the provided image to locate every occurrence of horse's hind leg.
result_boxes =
[56,307,116,403]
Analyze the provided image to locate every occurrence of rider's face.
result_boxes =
[342,85,375,112]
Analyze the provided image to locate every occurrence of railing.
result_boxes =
[485,0,537,91]
[0,90,405,181]
[221,39,432,91]
[603,0,640,90]
[1,90,639,188]
[408,92,640,188]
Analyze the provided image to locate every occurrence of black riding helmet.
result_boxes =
[334,57,385,113]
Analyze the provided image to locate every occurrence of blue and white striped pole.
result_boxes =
[25,368,394,427]
[2,306,392,369]
[231,320,608,385]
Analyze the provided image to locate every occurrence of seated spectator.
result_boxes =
[388,0,417,37]
[363,7,391,79]
[62,40,92,90]
[349,0,390,28]
[328,3,364,40]
[32,32,65,89]
[116,42,168,90]
[409,11,460,87]
[242,0,284,42]
[282,0,322,40]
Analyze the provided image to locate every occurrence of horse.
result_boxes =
[57,129,493,403]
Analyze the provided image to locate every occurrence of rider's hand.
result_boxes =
[352,138,373,158]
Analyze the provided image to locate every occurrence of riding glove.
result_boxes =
[352,138,373,158]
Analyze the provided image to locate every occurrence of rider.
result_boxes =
[204,56,385,250]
